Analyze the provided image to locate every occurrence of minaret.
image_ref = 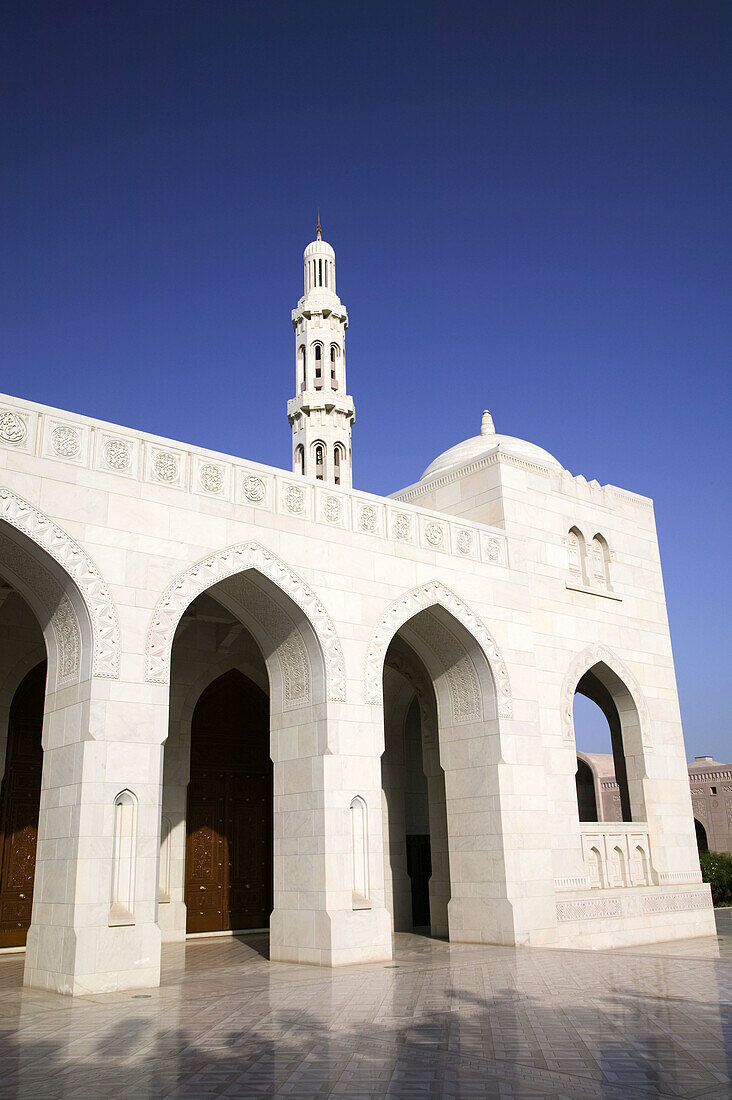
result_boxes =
[287,220,355,487]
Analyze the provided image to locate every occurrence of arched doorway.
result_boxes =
[695,818,708,853]
[185,669,272,933]
[0,662,46,947]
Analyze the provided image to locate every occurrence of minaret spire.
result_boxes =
[287,225,355,486]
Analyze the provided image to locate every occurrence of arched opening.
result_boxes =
[297,345,306,391]
[695,818,708,853]
[185,669,272,933]
[376,595,502,944]
[333,444,343,486]
[294,443,304,476]
[567,526,587,584]
[590,533,611,589]
[0,660,45,947]
[330,344,339,389]
[572,666,643,823]
[158,559,331,953]
[382,640,450,936]
[313,343,323,389]
[313,442,325,481]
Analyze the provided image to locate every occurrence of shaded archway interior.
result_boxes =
[574,668,632,822]
[0,573,47,947]
[167,592,273,936]
[381,630,451,938]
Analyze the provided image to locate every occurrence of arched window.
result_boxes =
[297,345,306,390]
[333,444,343,486]
[295,444,304,476]
[109,790,137,926]
[350,796,370,909]
[590,534,611,589]
[330,344,339,390]
[313,344,323,389]
[567,526,587,583]
[318,258,323,286]
[314,443,325,480]
[588,846,604,889]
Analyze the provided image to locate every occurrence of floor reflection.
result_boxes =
[0,913,728,1097]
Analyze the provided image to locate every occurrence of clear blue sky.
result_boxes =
[1,1,729,761]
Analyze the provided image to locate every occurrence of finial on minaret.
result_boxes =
[316,211,321,241]
[481,410,495,436]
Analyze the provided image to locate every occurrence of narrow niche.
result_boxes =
[109,790,137,926]
[159,814,172,904]
[350,796,371,910]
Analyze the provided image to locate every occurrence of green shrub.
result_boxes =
[699,850,732,906]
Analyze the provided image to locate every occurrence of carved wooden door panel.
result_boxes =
[185,774,226,933]
[0,663,45,948]
[185,670,272,934]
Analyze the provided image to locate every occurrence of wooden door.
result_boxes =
[185,670,272,933]
[0,663,46,948]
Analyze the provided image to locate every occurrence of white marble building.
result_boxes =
[0,227,714,996]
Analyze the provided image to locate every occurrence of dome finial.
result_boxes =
[480,410,495,436]
[316,210,321,241]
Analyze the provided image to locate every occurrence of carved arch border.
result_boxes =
[0,488,120,679]
[560,643,651,750]
[145,540,346,700]
[364,580,512,717]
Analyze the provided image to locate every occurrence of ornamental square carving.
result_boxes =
[354,502,381,536]
[194,458,228,498]
[454,527,478,559]
[364,580,512,718]
[239,472,269,506]
[481,534,507,566]
[390,511,414,543]
[43,418,88,465]
[146,445,186,489]
[145,540,345,701]
[0,489,120,679]
[95,433,138,478]
[319,492,346,527]
[420,519,446,551]
[280,481,309,518]
[0,407,35,453]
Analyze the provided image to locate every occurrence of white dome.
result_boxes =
[421,411,563,481]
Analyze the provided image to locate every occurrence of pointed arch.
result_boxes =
[0,488,120,679]
[145,541,346,701]
[364,580,512,717]
[560,643,650,749]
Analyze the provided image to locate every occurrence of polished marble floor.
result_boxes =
[0,912,730,1098]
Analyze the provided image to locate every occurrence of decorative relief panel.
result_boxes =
[556,898,622,922]
[320,493,346,527]
[43,419,88,465]
[239,472,269,507]
[390,511,414,543]
[641,891,711,915]
[147,446,186,489]
[407,610,482,724]
[455,528,477,559]
[481,534,507,566]
[145,540,345,700]
[560,643,650,749]
[218,573,311,710]
[354,502,381,536]
[281,482,308,517]
[0,489,120,679]
[420,519,447,551]
[364,580,512,718]
[197,462,226,496]
[0,408,29,448]
[0,527,81,683]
